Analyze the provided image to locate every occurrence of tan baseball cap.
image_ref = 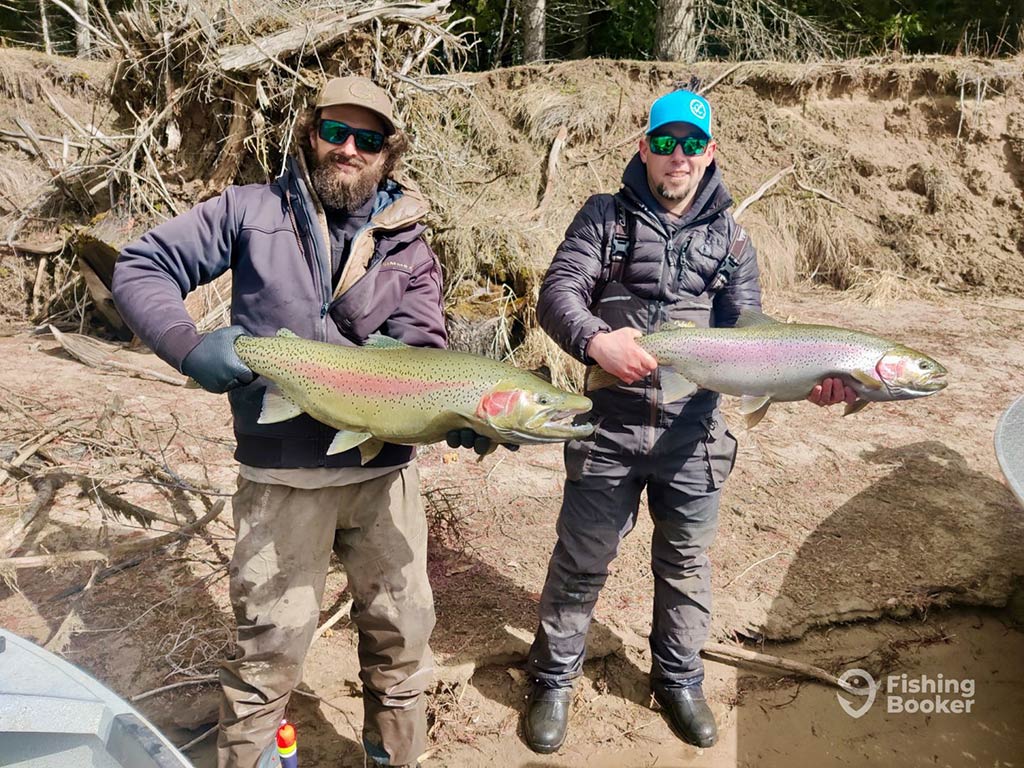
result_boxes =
[315,76,396,135]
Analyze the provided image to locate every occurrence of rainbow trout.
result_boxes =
[234,330,594,463]
[588,310,948,428]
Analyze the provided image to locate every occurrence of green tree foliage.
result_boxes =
[2,0,1020,63]
[453,0,1022,68]
[770,0,1020,56]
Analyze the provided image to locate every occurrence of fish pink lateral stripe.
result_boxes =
[676,338,873,365]
[292,362,471,396]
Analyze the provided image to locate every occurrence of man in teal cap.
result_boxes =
[521,87,854,754]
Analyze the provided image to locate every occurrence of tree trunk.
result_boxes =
[655,0,699,62]
[519,0,545,63]
[40,0,52,55]
[73,0,90,56]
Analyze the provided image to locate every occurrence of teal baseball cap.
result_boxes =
[646,89,712,139]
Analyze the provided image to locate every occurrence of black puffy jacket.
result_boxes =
[538,153,762,427]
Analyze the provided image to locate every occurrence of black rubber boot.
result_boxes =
[524,685,572,754]
[653,684,717,748]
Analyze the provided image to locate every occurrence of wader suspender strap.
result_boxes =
[706,225,748,294]
[596,194,635,301]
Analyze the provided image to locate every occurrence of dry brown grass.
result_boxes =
[510,78,626,145]
[742,198,800,293]
[841,268,938,307]
[513,326,585,393]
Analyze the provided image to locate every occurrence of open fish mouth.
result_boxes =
[497,421,595,444]
[500,403,594,443]
[885,371,949,399]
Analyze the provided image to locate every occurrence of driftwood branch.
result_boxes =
[49,325,188,386]
[130,674,219,702]
[177,724,218,752]
[312,598,354,643]
[527,125,567,220]
[79,477,181,527]
[733,164,795,221]
[0,475,64,557]
[703,641,858,693]
[793,176,846,207]
[0,500,225,571]
[217,2,451,73]
[14,118,57,175]
[698,62,746,95]
[41,86,118,151]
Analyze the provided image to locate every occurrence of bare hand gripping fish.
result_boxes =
[234,330,594,464]
[586,310,949,428]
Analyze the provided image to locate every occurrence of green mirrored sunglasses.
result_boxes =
[648,134,709,157]
[318,119,386,153]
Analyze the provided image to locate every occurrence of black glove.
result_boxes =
[445,428,520,457]
[181,326,257,394]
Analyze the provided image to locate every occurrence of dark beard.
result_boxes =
[310,155,384,211]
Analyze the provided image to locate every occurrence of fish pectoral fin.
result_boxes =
[850,368,884,390]
[660,369,698,402]
[739,394,773,429]
[357,438,385,465]
[258,387,304,424]
[844,399,871,417]
[735,309,779,328]
[585,366,621,392]
[364,333,407,349]
[327,429,373,456]
[275,328,300,338]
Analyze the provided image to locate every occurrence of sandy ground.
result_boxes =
[2,287,1023,767]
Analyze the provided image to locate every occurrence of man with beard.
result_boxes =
[522,88,854,754]
[112,77,451,768]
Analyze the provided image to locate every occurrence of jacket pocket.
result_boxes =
[564,438,593,483]
[702,414,738,491]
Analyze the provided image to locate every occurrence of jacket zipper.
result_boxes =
[286,184,331,337]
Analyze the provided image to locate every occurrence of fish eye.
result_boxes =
[537,394,551,405]
[919,361,931,370]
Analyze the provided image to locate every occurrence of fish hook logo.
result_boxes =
[689,99,708,120]
[836,668,877,719]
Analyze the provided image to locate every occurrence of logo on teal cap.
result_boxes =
[647,89,712,139]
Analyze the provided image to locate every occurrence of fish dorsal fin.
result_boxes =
[735,310,779,328]
[660,320,696,332]
[364,333,408,349]
[258,386,304,424]
[660,369,698,403]
[738,394,773,428]
[327,429,373,456]
[585,366,621,392]
[276,328,300,338]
